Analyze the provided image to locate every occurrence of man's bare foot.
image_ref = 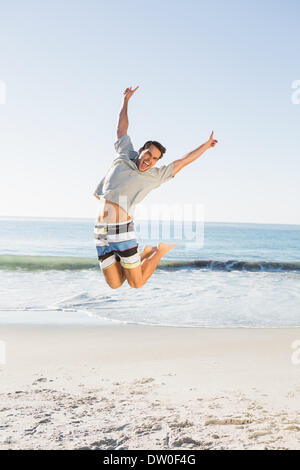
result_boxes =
[157,242,176,256]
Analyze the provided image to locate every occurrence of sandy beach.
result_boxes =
[1,324,300,450]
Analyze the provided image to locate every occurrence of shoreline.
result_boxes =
[1,309,300,329]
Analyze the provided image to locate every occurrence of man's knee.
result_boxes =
[108,281,122,289]
[122,265,143,289]
[127,278,143,289]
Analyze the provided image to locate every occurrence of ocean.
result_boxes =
[0,217,299,327]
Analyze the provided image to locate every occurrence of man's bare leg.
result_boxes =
[123,242,176,288]
[140,242,175,284]
[101,260,126,289]
[101,245,156,289]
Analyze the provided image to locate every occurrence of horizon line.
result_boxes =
[0,215,299,227]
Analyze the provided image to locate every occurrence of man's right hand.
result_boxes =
[123,86,139,101]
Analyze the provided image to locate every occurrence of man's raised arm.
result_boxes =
[171,131,218,177]
[116,86,139,139]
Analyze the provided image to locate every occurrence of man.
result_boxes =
[94,86,218,289]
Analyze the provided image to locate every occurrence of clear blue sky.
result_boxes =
[0,0,299,224]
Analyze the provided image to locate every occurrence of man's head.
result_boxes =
[135,141,166,172]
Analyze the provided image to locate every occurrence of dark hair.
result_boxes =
[141,140,166,159]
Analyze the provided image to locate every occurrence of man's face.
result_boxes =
[136,144,161,171]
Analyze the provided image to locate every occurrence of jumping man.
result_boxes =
[94,86,218,289]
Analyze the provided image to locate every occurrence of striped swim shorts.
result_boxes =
[94,219,141,270]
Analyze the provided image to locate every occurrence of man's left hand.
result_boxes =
[206,131,218,148]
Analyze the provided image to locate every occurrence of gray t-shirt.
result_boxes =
[94,135,174,218]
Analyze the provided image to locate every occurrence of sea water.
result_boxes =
[0,217,299,327]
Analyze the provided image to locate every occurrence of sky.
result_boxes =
[0,0,299,224]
